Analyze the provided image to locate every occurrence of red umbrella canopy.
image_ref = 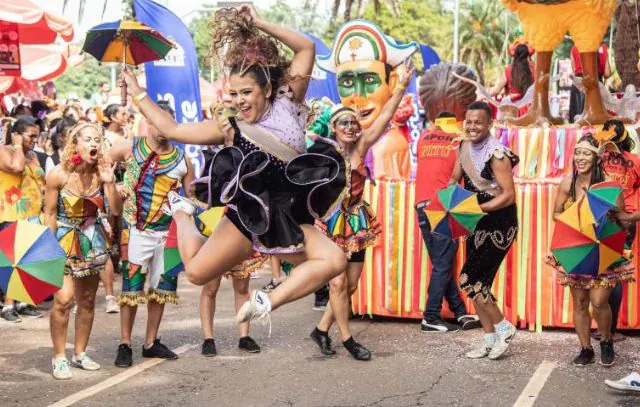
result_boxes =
[0,0,74,45]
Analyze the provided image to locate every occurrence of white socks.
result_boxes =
[494,318,513,335]
[484,333,498,345]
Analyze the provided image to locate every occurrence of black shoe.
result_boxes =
[421,318,460,333]
[600,339,615,367]
[457,315,482,330]
[238,336,261,353]
[142,338,178,360]
[115,343,133,368]
[573,347,595,366]
[202,338,217,357]
[343,337,372,361]
[310,328,336,355]
[313,285,329,311]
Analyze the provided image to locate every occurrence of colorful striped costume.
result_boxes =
[56,188,110,278]
[119,137,187,305]
[317,162,381,258]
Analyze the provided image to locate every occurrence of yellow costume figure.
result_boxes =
[502,0,616,125]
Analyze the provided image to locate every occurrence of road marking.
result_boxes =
[513,360,556,407]
[47,343,199,407]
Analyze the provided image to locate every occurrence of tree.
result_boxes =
[458,0,506,84]
[189,13,215,81]
[358,0,453,69]
[331,0,400,22]
[54,58,114,100]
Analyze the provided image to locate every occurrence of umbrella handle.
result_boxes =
[121,46,127,106]
[121,80,127,107]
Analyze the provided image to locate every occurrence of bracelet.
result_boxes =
[133,91,148,105]
[12,144,23,149]
[397,84,408,92]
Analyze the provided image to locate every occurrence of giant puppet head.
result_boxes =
[317,20,418,129]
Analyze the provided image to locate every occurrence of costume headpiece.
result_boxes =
[574,139,603,156]
[329,104,358,125]
[316,19,418,73]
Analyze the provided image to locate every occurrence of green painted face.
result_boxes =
[337,69,384,98]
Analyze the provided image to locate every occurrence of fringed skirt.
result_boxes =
[545,256,635,289]
[317,200,381,258]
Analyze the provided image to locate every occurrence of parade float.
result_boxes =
[318,3,640,331]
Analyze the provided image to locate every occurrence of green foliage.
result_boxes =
[360,0,453,69]
[458,0,510,84]
[54,58,113,100]
[189,12,215,81]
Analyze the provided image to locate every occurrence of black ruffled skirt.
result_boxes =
[193,120,348,254]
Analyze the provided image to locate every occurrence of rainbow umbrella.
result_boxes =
[424,184,485,239]
[81,19,174,104]
[550,200,625,276]
[578,181,622,228]
[0,221,66,305]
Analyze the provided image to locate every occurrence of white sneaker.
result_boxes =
[71,352,101,371]
[488,323,517,360]
[466,339,493,359]
[52,357,72,380]
[105,295,119,314]
[164,191,196,216]
[605,372,640,392]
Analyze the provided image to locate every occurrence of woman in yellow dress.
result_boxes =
[0,116,45,322]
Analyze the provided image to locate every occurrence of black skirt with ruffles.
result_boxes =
[193,118,348,254]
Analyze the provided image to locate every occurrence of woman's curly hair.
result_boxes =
[210,8,291,100]
[61,122,107,173]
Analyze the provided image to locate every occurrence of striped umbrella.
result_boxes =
[81,19,174,104]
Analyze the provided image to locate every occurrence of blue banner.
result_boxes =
[302,32,340,103]
[419,44,440,71]
[133,0,204,175]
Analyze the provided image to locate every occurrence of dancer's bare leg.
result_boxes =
[73,274,101,355]
[233,278,251,337]
[144,301,165,347]
[571,287,592,348]
[270,225,347,310]
[590,286,614,342]
[318,262,363,341]
[50,275,74,358]
[200,278,222,339]
[101,259,115,297]
[173,213,253,285]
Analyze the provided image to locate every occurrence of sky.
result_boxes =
[39,0,333,42]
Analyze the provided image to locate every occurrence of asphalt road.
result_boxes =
[1,268,640,407]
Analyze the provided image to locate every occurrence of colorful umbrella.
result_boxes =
[0,221,65,305]
[424,184,485,239]
[578,181,622,228]
[550,200,625,276]
[81,19,174,104]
